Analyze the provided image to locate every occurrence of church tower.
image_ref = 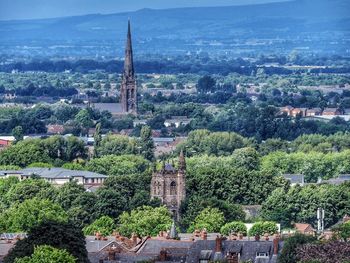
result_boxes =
[151,150,186,220]
[120,20,137,115]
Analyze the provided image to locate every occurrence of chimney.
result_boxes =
[215,236,223,252]
[160,250,167,261]
[131,233,138,246]
[273,234,280,255]
[108,250,116,261]
[201,229,208,240]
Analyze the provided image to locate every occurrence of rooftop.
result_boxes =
[0,167,107,179]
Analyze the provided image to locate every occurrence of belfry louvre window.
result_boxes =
[170,181,177,195]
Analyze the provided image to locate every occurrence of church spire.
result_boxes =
[123,19,134,79]
[120,19,137,115]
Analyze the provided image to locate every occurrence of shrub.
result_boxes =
[278,233,316,263]
[248,221,278,236]
[188,207,225,233]
[220,221,247,236]
[83,216,115,237]
[0,165,21,170]
[14,245,75,263]
[118,206,172,237]
[27,162,53,168]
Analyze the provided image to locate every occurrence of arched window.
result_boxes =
[154,181,161,195]
[170,181,177,195]
[153,182,157,195]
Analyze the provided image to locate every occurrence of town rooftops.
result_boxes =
[323,174,350,185]
[283,174,305,185]
[87,235,281,263]
[92,103,123,115]
[153,137,175,143]
[0,167,107,180]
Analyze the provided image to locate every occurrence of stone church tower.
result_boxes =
[120,20,137,115]
[151,151,186,219]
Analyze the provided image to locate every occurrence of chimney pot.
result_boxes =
[215,235,223,252]
[131,233,138,246]
[273,234,280,255]
[201,229,208,240]
[160,250,167,261]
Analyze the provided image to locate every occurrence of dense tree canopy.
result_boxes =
[261,183,350,228]
[188,207,225,233]
[14,245,76,263]
[0,136,86,167]
[0,198,68,232]
[118,206,172,237]
[4,221,89,263]
[83,216,116,237]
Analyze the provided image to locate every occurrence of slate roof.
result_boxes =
[164,163,176,172]
[283,174,304,185]
[186,240,278,263]
[93,103,123,115]
[323,174,350,185]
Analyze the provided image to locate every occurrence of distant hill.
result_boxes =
[0,0,349,56]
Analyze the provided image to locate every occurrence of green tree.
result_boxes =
[220,221,247,236]
[232,147,260,170]
[4,221,89,263]
[139,125,155,161]
[12,126,23,143]
[278,233,316,263]
[197,75,216,93]
[248,221,278,236]
[93,123,102,157]
[178,130,249,156]
[333,221,350,241]
[14,245,76,263]
[83,216,116,237]
[75,109,93,134]
[0,198,68,232]
[4,179,56,206]
[64,136,87,161]
[180,196,245,230]
[188,207,225,233]
[87,155,150,176]
[118,206,172,237]
[27,162,53,168]
[55,181,96,227]
[95,134,137,157]
[261,183,350,229]
[0,139,51,167]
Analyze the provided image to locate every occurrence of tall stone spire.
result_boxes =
[120,20,137,115]
[124,20,134,79]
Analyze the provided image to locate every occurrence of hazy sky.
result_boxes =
[0,0,290,20]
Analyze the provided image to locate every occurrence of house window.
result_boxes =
[170,181,177,195]
[91,178,95,184]
[256,252,269,258]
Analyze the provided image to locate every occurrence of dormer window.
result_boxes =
[256,252,269,258]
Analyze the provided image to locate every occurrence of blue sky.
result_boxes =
[0,0,290,20]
